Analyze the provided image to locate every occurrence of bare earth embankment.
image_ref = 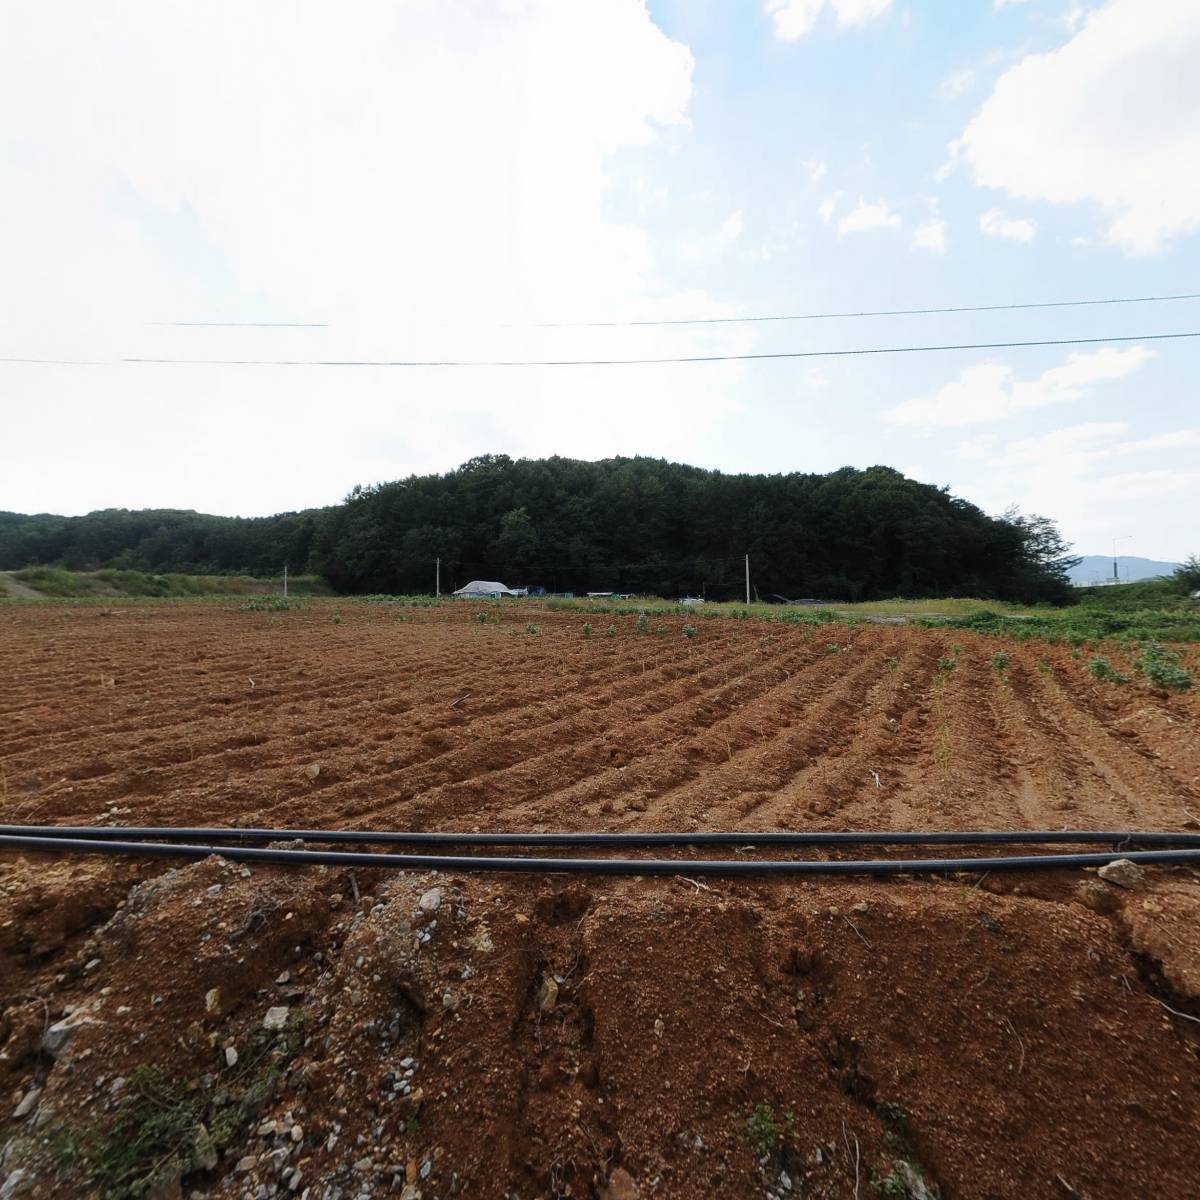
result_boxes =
[2,601,1199,1199]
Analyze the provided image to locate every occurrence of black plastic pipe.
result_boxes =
[4,824,1199,849]
[4,832,1200,877]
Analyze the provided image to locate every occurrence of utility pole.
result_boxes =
[745,554,750,605]
[435,557,441,597]
[1112,535,1132,583]
[283,563,288,599]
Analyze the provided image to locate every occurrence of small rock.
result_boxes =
[276,970,291,985]
[194,1124,219,1171]
[205,988,221,1014]
[84,957,102,972]
[0,1168,31,1199]
[291,1123,303,1143]
[418,888,443,914]
[653,1017,664,1039]
[537,976,559,1011]
[263,1005,290,1031]
[1099,859,1146,889]
[601,1167,640,1200]
[303,763,321,780]
[1076,880,1119,915]
[237,1155,257,1172]
[43,1016,81,1058]
[419,1160,432,1180]
[206,884,223,898]
[13,1087,41,1119]
[225,1045,239,1068]
[399,1187,422,1200]
[891,1161,935,1200]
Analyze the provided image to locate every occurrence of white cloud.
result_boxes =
[817,194,841,225]
[959,0,1200,254]
[938,69,976,102]
[885,345,1155,427]
[0,2,766,517]
[979,208,1037,244]
[954,419,1200,559]
[765,0,892,41]
[801,158,828,183]
[1116,428,1200,453]
[720,210,745,241]
[911,218,947,253]
[993,0,1033,8]
[837,197,901,236]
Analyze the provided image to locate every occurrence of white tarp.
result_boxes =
[453,580,516,597]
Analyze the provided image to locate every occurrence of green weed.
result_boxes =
[1087,656,1128,684]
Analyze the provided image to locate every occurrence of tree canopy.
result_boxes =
[0,456,1079,603]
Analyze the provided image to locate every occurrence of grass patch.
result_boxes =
[6,567,329,601]
[70,1015,304,1198]
[1136,641,1192,690]
[739,1103,795,1157]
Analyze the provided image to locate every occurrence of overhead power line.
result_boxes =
[534,290,1200,327]
[117,330,1200,367]
[144,290,1200,331]
[147,321,328,328]
[5,329,1199,369]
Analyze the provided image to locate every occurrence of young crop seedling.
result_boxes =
[682,623,696,639]
[990,650,1009,674]
[1087,656,1128,684]
[739,1103,795,1157]
[1136,641,1192,690]
[582,623,592,639]
[525,623,539,635]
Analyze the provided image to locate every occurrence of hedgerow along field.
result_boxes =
[1,597,1199,1199]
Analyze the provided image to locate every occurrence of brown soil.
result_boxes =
[1,601,1199,1199]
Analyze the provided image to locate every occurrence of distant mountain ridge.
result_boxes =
[1069,555,1181,585]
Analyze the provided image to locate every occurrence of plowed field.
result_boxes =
[2,601,1199,1200]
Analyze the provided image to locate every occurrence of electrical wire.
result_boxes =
[3,832,1198,876]
[534,290,1200,328]
[5,824,1198,849]
[115,329,1200,367]
[147,322,328,328]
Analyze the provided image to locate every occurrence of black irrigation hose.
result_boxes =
[4,833,1200,877]
[4,824,1200,849]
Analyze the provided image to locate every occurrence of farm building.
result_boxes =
[452,580,517,598]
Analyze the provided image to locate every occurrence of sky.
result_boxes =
[2,0,1198,560]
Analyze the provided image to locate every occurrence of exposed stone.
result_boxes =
[193,1124,219,1171]
[1099,859,1146,889]
[601,1167,640,1200]
[263,1005,290,1031]
[205,987,221,1014]
[1076,880,1119,915]
[13,1087,41,1119]
[537,975,559,1011]
[0,1169,32,1199]
[418,888,442,914]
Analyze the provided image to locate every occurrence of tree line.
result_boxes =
[0,455,1081,603]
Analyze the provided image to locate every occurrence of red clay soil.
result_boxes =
[2,601,1199,1199]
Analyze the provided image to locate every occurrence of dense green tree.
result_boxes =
[0,457,1079,604]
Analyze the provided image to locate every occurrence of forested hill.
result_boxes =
[0,456,1077,603]
[0,507,320,579]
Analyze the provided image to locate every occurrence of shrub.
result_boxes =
[1136,641,1192,690]
[1087,656,1128,683]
